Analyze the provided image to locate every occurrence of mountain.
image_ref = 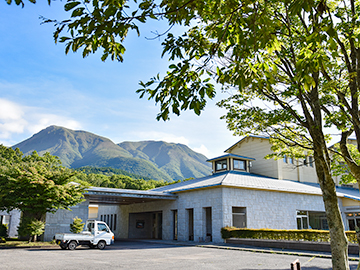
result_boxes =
[119,141,211,180]
[12,126,212,181]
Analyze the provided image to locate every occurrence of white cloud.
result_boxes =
[193,144,210,157]
[0,98,81,146]
[27,114,82,135]
[0,98,24,121]
[0,99,27,140]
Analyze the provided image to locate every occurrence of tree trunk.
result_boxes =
[313,149,349,270]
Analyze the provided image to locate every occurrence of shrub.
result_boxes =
[221,227,358,244]
[18,218,45,242]
[70,217,84,234]
[0,223,8,238]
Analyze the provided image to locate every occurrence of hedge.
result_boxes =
[221,227,358,244]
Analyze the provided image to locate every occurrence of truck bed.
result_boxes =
[55,232,93,241]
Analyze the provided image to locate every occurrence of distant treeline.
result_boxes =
[74,166,191,190]
[75,166,152,180]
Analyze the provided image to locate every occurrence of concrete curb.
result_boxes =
[197,244,359,261]
[133,239,360,261]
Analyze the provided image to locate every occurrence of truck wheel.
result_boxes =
[97,240,106,250]
[67,241,77,250]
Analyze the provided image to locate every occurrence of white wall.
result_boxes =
[227,137,280,179]
[227,137,319,183]
[222,187,325,229]
[0,209,21,238]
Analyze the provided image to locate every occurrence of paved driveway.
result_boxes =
[0,240,358,270]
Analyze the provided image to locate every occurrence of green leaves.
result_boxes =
[5,0,52,7]
[0,146,85,216]
[64,1,81,12]
[138,60,215,120]
[70,217,84,233]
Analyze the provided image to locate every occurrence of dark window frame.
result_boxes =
[215,159,228,172]
[233,159,246,171]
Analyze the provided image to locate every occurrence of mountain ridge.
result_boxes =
[12,125,212,181]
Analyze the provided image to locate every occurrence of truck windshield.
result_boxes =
[98,223,109,232]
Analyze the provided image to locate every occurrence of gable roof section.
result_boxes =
[225,135,270,153]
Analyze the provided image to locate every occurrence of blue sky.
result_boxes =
[0,1,240,158]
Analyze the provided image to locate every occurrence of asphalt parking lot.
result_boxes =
[0,240,358,270]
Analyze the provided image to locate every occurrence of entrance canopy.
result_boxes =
[85,186,177,205]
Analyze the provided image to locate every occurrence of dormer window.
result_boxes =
[215,159,227,172]
[208,153,255,174]
[233,159,246,171]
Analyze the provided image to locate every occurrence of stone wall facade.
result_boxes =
[222,187,325,230]
[44,200,89,241]
[0,209,21,238]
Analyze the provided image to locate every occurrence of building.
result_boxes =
[41,136,360,242]
[0,210,21,238]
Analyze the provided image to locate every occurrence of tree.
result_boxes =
[7,0,360,268]
[70,217,84,234]
[0,146,86,227]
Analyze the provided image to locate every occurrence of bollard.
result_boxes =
[290,259,301,270]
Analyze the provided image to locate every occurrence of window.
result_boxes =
[88,204,98,219]
[172,210,178,240]
[98,223,109,232]
[215,159,227,171]
[303,157,308,166]
[233,159,246,170]
[187,209,194,241]
[288,157,294,164]
[306,211,328,230]
[232,207,246,228]
[204,207,212,242]
[296,211,309,229]
[346,212,360,230]
[113,214,117,231]
[283,155,288,163]
[100,213,117,231]
[309,156,314,167]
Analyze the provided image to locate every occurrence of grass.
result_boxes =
[0,238,57,247]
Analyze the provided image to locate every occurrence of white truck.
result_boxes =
[55,220,114,250]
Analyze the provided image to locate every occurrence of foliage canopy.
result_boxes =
[0,146,86,219]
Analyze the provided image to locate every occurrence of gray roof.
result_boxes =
[86,186,176,199]
[152,171,322,195]
[152,170,360,200]
[207,153,255,162]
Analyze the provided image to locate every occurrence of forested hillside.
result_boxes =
[74,169,186,190]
